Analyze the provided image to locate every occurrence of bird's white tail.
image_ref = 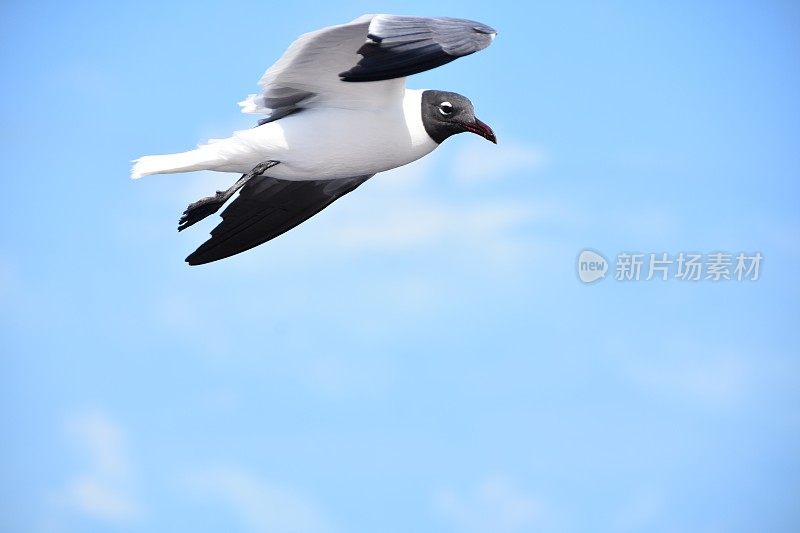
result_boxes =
[130,148,222,179]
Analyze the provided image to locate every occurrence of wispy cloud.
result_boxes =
[626,352,749,410]
[612,487,666,532]
[187,467,334,533]
[320,143,548,265]
[330,198,533,254]
[305,353,393,400]
[58,410,142,523]
[451,140,546,185]
[434,477,546,533]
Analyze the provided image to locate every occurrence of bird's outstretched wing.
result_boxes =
[240,14,496,121]
[185,174,373,265]
[340,16,497,82]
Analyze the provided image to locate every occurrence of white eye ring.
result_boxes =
[439,101,453,115]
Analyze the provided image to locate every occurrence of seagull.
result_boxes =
[132,14,498,265]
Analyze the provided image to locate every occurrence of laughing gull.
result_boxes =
[132,14,498,265]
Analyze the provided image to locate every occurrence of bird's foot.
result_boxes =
[178,192,227,231]
[177,160,280,232]
[250,160,280,175]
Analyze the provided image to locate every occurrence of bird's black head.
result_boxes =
[420,90,496,145]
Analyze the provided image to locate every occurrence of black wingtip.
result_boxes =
[340,55,457,82]
[185,248,215,266]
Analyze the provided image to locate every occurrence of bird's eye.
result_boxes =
[439,102,453,116]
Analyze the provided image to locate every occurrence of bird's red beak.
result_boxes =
[463,117,497,144]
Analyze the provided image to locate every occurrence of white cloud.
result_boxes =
[63,476,140,523]
[331,198,533,253]
[59,411,142,523]
[612,487,665,532]
[188,467,333,533]
[66,412,130,478]
[624,351,749,410]
[451,140,546,184]
[316,139,550,267]
[434,477,545,533]
[305,353,393,399]
[322,171,545,270]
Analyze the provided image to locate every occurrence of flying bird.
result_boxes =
[132,14,498,265]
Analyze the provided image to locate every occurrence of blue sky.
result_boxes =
[1,1,799,532]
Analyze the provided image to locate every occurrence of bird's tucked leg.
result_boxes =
[178,160,280,231]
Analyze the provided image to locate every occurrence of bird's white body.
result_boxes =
[131,13,498,184]
[132,89,436,180]
[131,13,498,264]
[263,88,437,178]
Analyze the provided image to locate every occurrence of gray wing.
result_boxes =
[340,15,497,82]
[240,14,496,123]
[185,175,373,266]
